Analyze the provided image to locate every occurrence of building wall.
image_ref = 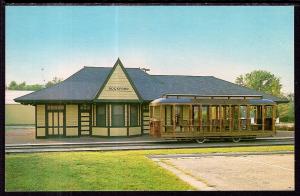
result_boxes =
[129,127,141,136]
[5,104,35,125]
[36,105,46,137]
[92,127,108,136]
[33,103,144,138]
[110,128,127,136]
[97,64,139,100]
[66,104,78,136]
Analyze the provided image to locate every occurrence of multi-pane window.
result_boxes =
[47,105,64,111]
[112,104,125,126]
[130,104,138,126]
[96,104,106,127]
[80,104,90,111]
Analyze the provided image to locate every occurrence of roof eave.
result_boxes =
[14,99,94,105]
[275,100,290,104]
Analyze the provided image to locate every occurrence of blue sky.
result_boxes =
[6,6,294,94]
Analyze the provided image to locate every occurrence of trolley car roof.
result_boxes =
[150,97,276,106]
[15,59,288,104]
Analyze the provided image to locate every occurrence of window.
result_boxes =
[112,104,125,126]
[143,104,149,112]
[175,105,183,126]
[130,104,139,126]
[193,106,199,126]
[165,105,173,125]
[201,106,208,125]
[47,105,64,111]
[96,104,106,127]
[240,106,247,119]
[80,104,90,111]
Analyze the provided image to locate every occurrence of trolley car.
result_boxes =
[149,94,277,143]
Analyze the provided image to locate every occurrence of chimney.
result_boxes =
[140,67,150,73]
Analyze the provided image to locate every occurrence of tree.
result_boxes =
[235,70,283,97]
[278,93,294,122]
[8,81,18,90]
[18,82,26,90]
[235,70,293,123]
[24,84,44,91]
[7,77,63,91]
[45,77,63,88]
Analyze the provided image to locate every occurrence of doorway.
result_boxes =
[46,105,65,137]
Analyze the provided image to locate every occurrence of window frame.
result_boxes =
[111,104,125,127]
[96,104,106,127]
[130,104,139,126]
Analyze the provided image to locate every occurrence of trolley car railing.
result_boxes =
[149,94,277,140]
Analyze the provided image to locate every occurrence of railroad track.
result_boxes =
[5,137,294,153]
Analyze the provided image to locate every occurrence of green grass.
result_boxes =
[5,145,294,191]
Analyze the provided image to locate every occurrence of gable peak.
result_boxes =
[114,58,124,68]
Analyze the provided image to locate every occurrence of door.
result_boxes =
[79,104,92,136]
[47,105,65,137]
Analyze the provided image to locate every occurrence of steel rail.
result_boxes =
[5,138,294,154]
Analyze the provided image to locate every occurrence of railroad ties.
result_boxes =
[5,137,294,153]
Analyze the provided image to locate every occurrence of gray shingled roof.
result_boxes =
[14,67,111,102]
[15,66,287,103]
[151,75,286,102]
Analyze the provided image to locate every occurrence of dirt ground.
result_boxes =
[5,126,294,144]
[158,153,294,191]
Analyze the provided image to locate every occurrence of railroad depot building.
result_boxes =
[15,59,287,138]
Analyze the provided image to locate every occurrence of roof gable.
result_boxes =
[96,58,142,101]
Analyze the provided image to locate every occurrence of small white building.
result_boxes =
[5,90,35,125]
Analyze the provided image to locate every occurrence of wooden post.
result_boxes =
[246,105,250,131]
[272,105,276,133]
[125,104,128,127]
[219,105,222,132]
[189,104,192,132]
[255,106,258,124]
[237,105,240,131]
[199,105,202,131]
[262,105,265,131]
[229,105,232,131]
[209,105,212,132]
[160,105,163,134]
[172,104,176,134]
[152,106,155,119]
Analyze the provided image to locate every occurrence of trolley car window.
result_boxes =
[165,106,173,125]
[193,106,199,126]
[201,106,208,128]
[175,105,183,126]
[265,106,273,130]
[240,106,247,130]
[233,106,239,130]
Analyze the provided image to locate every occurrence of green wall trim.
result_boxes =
[91,134,142,138]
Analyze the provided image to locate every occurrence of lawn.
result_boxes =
[5,145,294,191]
